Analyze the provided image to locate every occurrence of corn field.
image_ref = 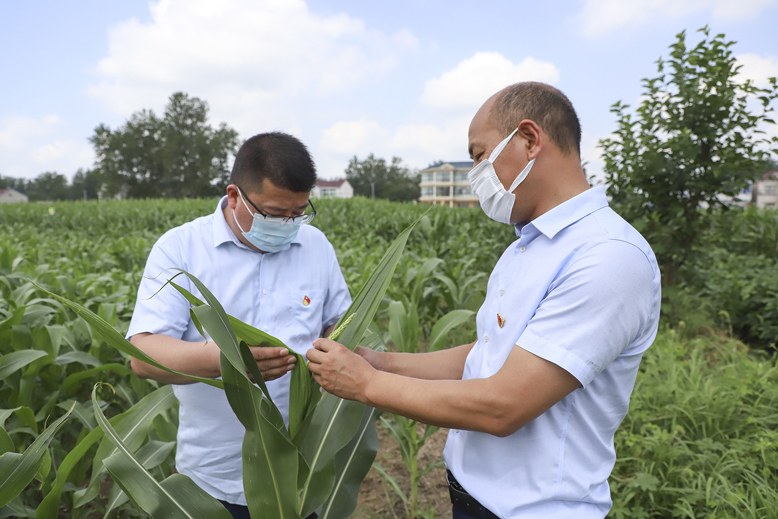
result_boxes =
[2,198,777,519]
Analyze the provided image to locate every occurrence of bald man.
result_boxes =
[307,82,661,519]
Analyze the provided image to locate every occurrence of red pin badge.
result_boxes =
[303,295,311,306]
[497,313,505,328]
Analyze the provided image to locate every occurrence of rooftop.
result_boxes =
[422,161,474,171]
[316,179,347,188]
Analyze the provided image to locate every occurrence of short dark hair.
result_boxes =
[492,82,581,157]
[230,132,317,193]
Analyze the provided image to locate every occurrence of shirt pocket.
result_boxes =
[289,288,326,342]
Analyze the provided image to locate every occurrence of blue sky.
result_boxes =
[1,0,777,182]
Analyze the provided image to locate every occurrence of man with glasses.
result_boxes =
[127,132,351,519]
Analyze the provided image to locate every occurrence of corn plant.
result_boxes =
[374,299,473,519]
[32,214,425,519]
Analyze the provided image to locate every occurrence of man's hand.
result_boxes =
[130,333,296,384]
[249,347,295,382]
[306,339,376,402]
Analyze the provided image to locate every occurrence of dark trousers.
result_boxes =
[219,501,317,519]
[452,503,497,519]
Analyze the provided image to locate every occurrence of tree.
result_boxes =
[601,27,778,285]
[25,172,70,201]
[345,154,420,202]
[69,169,103,201]
[0,175,28,193]
[91,92,240,199]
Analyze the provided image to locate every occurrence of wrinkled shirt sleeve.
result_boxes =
[517,240,658,388]
[127,232,192,341]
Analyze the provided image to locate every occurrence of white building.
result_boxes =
[419,161,478,208]
[311,179,354,199]
[752,171,778,209]
[0,188,28,204]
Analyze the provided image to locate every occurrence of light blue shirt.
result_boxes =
[443,187,661,518]
[127,196,351,505]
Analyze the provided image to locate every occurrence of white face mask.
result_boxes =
[468,128,535,224]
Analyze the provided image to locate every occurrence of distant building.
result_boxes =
[311,179,354,199]
[753,171,778,209]
[0,188,28,204]
[419,161,477,208]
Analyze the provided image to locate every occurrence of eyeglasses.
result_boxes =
[237,186,316,225]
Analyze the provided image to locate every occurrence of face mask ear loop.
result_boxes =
[234,190,253,234]
[508,158,536,194]
[232,208,248,234]
[488,128,519,163]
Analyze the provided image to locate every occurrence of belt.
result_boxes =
[446,470,499,519]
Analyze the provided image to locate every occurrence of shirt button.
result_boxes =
[499,289,505,296]
[262,289,267,295]
[264,326,269,331]
[484,335,489,343]
[520,246,526,252]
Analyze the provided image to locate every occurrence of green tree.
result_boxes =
[345,154,419,202]
[0,174,28,193]
[69,169,104,201]
[601,27,778,285]
[25,172,70,201]
[91,92,239,199]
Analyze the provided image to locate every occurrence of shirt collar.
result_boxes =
[514,186,609,240]
[212,195,305,250]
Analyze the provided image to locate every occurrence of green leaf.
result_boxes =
[334,211,427,351]
[0,350,49,379]
[103,440,177,518]
[0,402,74,508]
[169,280,311,435]
[31,281,224,389]
[220,354,301,519]
[371,462,408,503]
[318,407,382,519]
[73,386,177,509]
[296,213,425,515]
[91,385,232,519]
[428,310,474,352]
[0,428,13,456]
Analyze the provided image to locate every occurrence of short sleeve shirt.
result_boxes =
[443,187,661,518]
[127,196,351,505]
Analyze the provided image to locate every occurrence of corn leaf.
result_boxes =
[0,402,74,508]
[428,309,474,352]
[103,440,177,518]
[0,350,49,379]
[317,407,382,519]
[91,385,232,519]
[169,280,313,437]
[220,354,302,519]
[31,282,224,389]
[72,386,177,509]
[296,213,425,516]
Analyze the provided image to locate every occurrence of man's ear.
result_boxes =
[226,185,239,209]
[517,119,543,160]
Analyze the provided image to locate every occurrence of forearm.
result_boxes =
[130,333,219,384]
[377,342,475,380]
[363,372,514,436]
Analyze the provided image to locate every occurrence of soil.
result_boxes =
[353,426,452,519]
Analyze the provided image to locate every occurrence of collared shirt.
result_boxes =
[127,196,351,505]
[443,187,661,519]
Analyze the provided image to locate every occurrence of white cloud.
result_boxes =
[580,0,777,36]
[314,52,564,178]
[88,0,417,134]
[0,116,94,180]
[421,53,561,111]
[320,119,390,156]
[736,53,778,89]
